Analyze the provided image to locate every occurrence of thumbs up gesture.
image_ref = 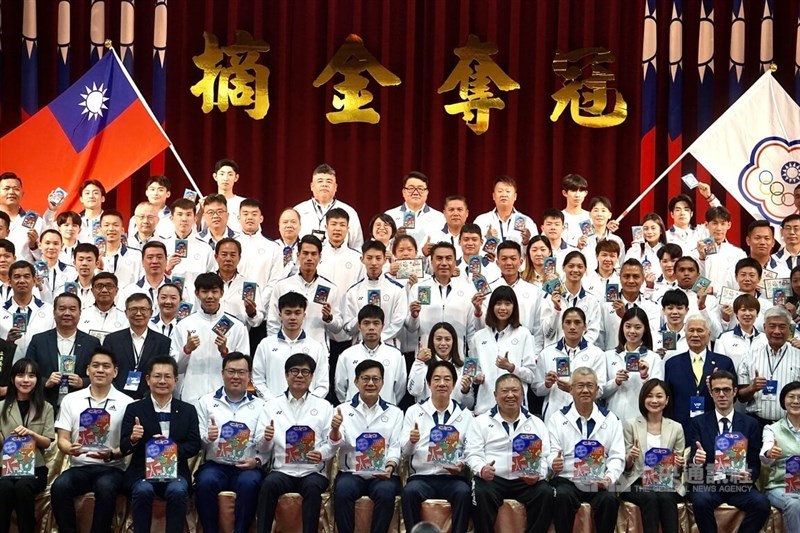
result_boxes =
[330,407,344,441]
[409,422,421,444]
[486,225,498,239]
[131,416,144,445]
[481,459,496,481]
[694,441,707,465]
[208,416,219,441]
[495,352,515,372]
[422,236,433,257]
[768,437,783,460]
[752,368,767,390]
[552,450,564,474]
[184,331,201,354]
[627,438,641,463]
[264,420,275,442]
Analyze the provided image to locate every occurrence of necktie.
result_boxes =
[721,417,730,434]
[692,355,703,386]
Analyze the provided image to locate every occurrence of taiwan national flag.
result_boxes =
[0,50,170,214]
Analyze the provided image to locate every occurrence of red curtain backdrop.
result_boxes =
[1,0,798,242]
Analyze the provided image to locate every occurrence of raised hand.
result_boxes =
[264,420,275,442]
[131,417,144,445]
[481,459,496,481]
[694,441,707,464]
[409,422,420,444]
[208,416,219,441]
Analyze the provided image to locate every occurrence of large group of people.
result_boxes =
[0,162,799,533]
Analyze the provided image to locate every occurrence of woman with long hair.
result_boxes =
[407,322,473,408]
[0,358,55,533]
[625,213,667,278]
[601,307,664,420]
[521,235,553,288]
[470,286,535,414]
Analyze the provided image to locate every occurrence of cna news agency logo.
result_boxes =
[739,136,800,225]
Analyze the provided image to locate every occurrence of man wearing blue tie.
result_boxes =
[664,315,735,425]
[685,370,770,533]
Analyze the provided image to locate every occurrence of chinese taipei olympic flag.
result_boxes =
[688,72,800,225]
[0,50,170,214]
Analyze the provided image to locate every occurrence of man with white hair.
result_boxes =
[664,314,736,425]
[738,306,800,430]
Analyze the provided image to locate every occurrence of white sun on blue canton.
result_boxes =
[79,82,109,120]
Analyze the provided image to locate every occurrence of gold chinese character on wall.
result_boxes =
[313,34,401,124]
[190,30,270,120]
[437,34,520,135]
[550,47,627,128]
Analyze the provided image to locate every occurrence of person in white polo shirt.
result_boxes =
[385,171,446,249]
[294,163,363,248]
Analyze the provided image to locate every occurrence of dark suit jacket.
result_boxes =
[0,338,17,397]
[664,350,735,426]
[26,329,101,407]
[686,410,762,487]
[102,329,172,399]
[119,397,201,490]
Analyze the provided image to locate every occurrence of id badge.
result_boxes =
[764,380,778,400]
[125,371,142,392]
[689,396,705,418]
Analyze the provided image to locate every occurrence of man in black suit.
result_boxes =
[119,355,201,533]
[103,293,172,399]
[686,370,771,533]
[27,293,101,406]
[664,314,736,425]
[0,336,16,399]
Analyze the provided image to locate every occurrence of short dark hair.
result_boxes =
[561,306,586,324]
[284,353,316,373]
[638,379,671,417]
[89,347,117,367]
[368,214,397,241]
[142,241,168,257]
[147,354,178,377]
[145,175,172,190]
[782,214,800,228]
[313,163,335,176]
[403,171,428,186]
[0,239,15,255]
[278,292,307,310]
[426,360,457,384]
[621,258,644,273]
[459,223,482,239]
[358,305,385,324]
[204,194,228,208]
[657,243,683,260]
[355,359,384,378]
[194,272,224,291]
[125,293,153,308]
[674,256,700,272]
[486,286,520,330]
[429,241,456,258]
[747,219,774,237]
[223,352,252,371]
[57,211,82,226]
[54,292,82,309]
[733,293,760,313]
[92,272,118,287]
[38,229,62,243]
[299,235,323,254]
[541,208,565,222]
[709,369,737,389]
[157,283,181,297]
[561,174,588,191]
[496,240,521,256]
[0,173,21,187]
[0,212,9,228]
[493,175,517,190]
[171,198,197,212]
[705,206,731,223]
[563,250,587,268]
[9,261,34,278]
[215,238,242,255]
[443,195,468,209]
[240,198,262,210]
[668,194,693,213]
[392,235,418,255]
[214,158,239,173]
[79,179,106,195]
[362,239,387,256]
[100,209,124,224]
[326,207,350,223]
[595,239,620,257]
[661,289,689,308]
[588,196,612,212]
[494,373,523,391]
[780,381,800,410]
[735,257,762,277]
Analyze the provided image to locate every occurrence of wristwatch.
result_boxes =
[254,457,263,468]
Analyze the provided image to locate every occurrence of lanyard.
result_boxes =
[87,397,110,410]
[313,199,336,228]
[767,345,789,378]
[494,210,513,242]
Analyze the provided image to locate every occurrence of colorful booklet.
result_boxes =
[511,434,542,475]
[21,212,38,229]
[1,435,36,477]
[691,276,712,294]
[212,315,234,337]
[543,257,557,279]
[177,302,193,321]
[313,285,330,304]
[33,261,48,280]
[286,425,316,464]
[701,238,718,256]
[579,220,595,237]
[514,215,526,231]
[78,408,112,451]
[145,437,178,481]
[183,188,199,202]
[661,331,678,351]
[216,421,251,464]
[714,432,747,476]
[624,352,640,372]
[48,187,68,208]
[765,278,791,303]
[94,235,107,255]
[605,283,619,302]
[367,289,381,306]
[427,425,461,467]
[555,356,571,378]
[242,282,257,302]
[12,313,28,333]
[403,210,416,229]
[642,447,674,491]
[786,455,800,493]
[467,255,483,275]
[463,357,478,378]
[175,239,189,258]
[573,440,605,482]
[395,258,423,279]
[482,236,500,255]
[473,274,491,296]
[718,286,743,308]
[631,226,644,243]
[417,286,431,305]
[64,281,79,295]
[355,432,386,474]
[171,276,185,293]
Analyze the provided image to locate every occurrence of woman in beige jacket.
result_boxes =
[0,358,55,533]
[618,378,686,533]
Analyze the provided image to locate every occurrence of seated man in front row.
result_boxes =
[401,361,473,533]
[120,355,202,533]
[255,352,335,533]
[549,367,624,533]
[686,370,770,533]
[330,360,403,533]
[464,372,554,533]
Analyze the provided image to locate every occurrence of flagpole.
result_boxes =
[615,147,692,223]
[106,43,203,196]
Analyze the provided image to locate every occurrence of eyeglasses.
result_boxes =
[287,368,312,377]
[711,387,734,395]
[403,186,428,194]
[573,383,597,391]
[223,369,249,377]
[93,283,117,291]
[783,225,800,234]
[134,215,157,221]
[786,394,800,403]
[358,375,383,383]
[205,209,227,217]
[126,307,152,315]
